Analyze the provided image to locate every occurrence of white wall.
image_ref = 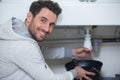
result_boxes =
[0,3,29,24]
[93,42,120,77]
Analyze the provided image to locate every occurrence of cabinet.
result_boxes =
[55,3,120,25]
[0,0,120,25]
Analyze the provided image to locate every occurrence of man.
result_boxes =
[0,0,95,80]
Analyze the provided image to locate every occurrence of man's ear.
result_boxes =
[26,12,33,23]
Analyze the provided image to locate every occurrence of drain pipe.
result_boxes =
[92,38,120,53]
[102,38,120,42]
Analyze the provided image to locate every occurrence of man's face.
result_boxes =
[26,8,57,42]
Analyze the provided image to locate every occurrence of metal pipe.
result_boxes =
[102,38,120,42]
[45,37,120,42]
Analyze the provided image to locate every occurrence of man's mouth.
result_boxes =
[39,30,47,38]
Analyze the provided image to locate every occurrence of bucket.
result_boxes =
[65,59,103,80]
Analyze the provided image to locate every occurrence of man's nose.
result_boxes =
[44,24,50,32]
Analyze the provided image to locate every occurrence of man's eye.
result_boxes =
[41,19,46,23]
[50,23,55,28]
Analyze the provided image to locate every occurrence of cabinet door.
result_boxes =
[53,0,120,25]
[55,3,120,25]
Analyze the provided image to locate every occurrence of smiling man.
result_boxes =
[26,7,56,41]
[0,0,95,80]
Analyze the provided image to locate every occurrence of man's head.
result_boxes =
[30,0,61,17]
[25,0,62,42]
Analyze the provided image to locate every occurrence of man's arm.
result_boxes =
[11,41,74,80]
[41,46,92,59]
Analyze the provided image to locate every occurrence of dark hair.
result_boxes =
[29,0,62,17]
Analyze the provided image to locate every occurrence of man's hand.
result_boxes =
[75,66,95,80]
[72,47,92,58]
